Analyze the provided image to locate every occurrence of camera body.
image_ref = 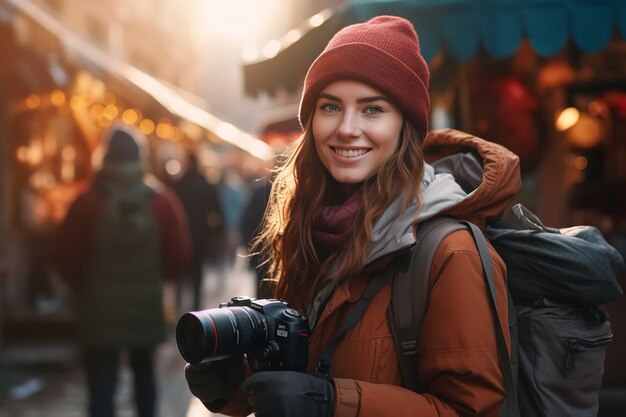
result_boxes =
[176,296,310,372]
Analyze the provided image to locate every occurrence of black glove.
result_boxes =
[184,356,244,409]
[242,371,334,417]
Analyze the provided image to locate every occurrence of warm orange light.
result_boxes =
[156,121,174,139]
[26,141,44,166]
[50,90,66,107]
[122,109,139,124]
[91,80,106,101]
[30,171,56,190]
[566,113,604,148]
[61,161,75,183]
[139,119,155,135]
[89,104,104,121]
[70,95,92,110]
[102,104,119,120]
[16,146,30,162]
[556,107,579,131]
[98,117,113,128]
[75,71,92,91]
[70,96,83,110]
[25,95,41,109]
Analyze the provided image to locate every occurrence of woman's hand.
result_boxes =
[242,371,335,417]
[184,356,244,409]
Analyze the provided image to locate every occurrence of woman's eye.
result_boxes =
[321,103,340,112]
[364,106,383,115]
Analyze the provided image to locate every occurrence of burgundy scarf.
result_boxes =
[311,190,361,260]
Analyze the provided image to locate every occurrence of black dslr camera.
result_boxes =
[176,296,310,372]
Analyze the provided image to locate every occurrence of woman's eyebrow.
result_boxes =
[317,93,390,103]
[318,93,341,102]
[357,96,390,104]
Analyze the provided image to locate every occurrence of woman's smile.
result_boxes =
[331,146,371,159]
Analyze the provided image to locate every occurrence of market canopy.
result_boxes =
[244,0,626,96]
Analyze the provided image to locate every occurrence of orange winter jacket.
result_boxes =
[214,129,521,417]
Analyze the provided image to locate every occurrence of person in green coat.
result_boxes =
[51,124,191,417]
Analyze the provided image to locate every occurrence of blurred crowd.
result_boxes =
[9,123,271,417]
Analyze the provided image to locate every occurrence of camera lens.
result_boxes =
[176,312,213,364]
[176,306,266,364]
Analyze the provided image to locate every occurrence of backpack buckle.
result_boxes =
[315,359,331,379]
[401,340,418,356]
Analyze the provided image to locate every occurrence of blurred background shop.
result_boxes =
[0,0,625,416]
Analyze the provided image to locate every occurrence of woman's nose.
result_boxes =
[337,111,361,139]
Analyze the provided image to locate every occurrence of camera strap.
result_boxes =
[314,271,389,379]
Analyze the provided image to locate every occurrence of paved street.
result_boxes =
[0,255,257,417]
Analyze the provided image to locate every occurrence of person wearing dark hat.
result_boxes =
[51,124,191,417]
[171,149,226,309]
[183,16,520,417]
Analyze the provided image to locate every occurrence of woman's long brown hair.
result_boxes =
[252,117,425,310]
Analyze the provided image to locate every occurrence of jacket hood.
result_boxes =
[423,128,521,226]
[367,128,521,264]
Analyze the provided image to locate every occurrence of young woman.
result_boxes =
[185,15,521,417]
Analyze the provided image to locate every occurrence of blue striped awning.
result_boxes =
[350,0,626,61]
[243,0,626,96]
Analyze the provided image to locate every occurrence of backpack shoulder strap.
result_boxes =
[389,217,520,417]
[388,216,467,392]
[462,221,520,417]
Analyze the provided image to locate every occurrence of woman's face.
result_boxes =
[312,80,403,189]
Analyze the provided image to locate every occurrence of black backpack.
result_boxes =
[389,204,624,417]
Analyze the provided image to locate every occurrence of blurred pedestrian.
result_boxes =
[240,176,272,298]
[171,150,225,308]
[50,124,191,417]
[218,168,248,266]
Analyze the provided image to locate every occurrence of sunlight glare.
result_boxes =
[242,44,260,62]
[285,29,301,44]
[262,39,282,59]
[190,0,277,38]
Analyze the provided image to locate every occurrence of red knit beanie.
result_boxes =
[299,15,430,139]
